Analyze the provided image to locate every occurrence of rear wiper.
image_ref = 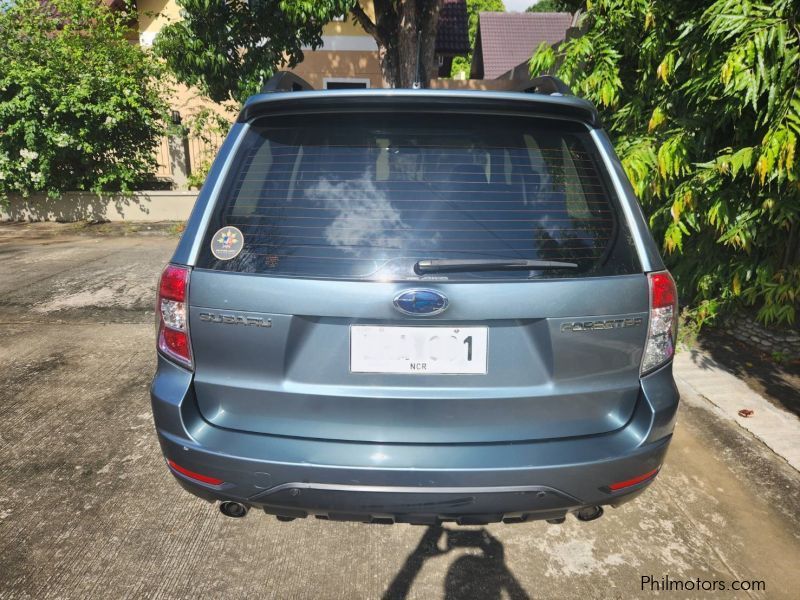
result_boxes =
[414,258,578,274]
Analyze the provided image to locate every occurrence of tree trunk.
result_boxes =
[351,0,441,88]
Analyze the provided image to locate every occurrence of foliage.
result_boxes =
[0,0,169,199]
[450,0,505,79]
[531,0,800,326]
[155,0,354,103]
[158,1,447,96]
[184,107,233,189]
[527,0,557,11]
[527,0,582,11]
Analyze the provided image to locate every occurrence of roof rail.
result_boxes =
[517,76,572,96]
[260,71,314,93]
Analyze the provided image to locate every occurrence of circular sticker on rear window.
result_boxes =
[211,226,244,260]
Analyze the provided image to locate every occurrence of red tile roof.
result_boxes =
[436,0,470,56]
[471,12,573,79]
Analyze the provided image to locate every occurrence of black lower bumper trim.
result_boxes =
[249,482,590,525]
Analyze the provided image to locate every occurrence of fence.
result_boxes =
[154,131,226,184]
[188,132,226,175]
[154,137,172,179]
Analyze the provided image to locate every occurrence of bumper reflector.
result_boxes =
[608,467,660,491]
[167,459,224,486]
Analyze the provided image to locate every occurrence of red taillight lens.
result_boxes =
[157,264,192,369]
[167,459,223,486]
[608,467,660,491]
[161,327,191,360]
[159,264,188,301]
[641,271,678,375]
[650,272,677,309]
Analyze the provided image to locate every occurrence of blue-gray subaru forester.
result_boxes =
[151,75,679,525]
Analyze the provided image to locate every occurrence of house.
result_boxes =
[135,0,469,90]
[130,0,469,183]
[470,11,575,81]
[294,0,468,88]
[435,0,471,78]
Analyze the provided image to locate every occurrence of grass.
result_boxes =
[166,221,187,237]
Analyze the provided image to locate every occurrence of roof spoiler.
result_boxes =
[260,71,314,93]
[260,72,572,96]
[517,76,573,96]
[240,77,600,127]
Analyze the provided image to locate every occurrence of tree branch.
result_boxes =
[350,3,380,43]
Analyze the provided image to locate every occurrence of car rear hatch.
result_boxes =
[187,103,648,444]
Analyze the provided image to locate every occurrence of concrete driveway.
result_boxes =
[1,223,799,600]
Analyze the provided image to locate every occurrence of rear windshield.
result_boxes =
[197,112,639,280]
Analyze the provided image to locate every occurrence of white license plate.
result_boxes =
[350,326,488,374]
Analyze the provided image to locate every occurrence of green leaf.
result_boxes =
[531,0,800,326]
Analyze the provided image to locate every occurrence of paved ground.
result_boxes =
[696,328,800,418]
[1,223,799,600]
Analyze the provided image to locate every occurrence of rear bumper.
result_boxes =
[151,357,679,524]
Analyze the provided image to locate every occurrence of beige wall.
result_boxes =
[295,5,382,89]
[429,79,523,91]
[291,51,383,90]
[137,0,180,44]
[2,192,198,222]
[168,84,236,118]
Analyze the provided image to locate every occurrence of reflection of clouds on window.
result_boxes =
[304,172,411,256]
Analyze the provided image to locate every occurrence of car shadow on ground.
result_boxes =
[382,526,529,600]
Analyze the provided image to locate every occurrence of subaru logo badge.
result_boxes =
[393,289,449,316]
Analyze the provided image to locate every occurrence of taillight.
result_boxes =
[157,264,192,369]
[640,271,678,375]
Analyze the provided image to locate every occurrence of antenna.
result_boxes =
[412,30,422,89]
[518,76,573,95]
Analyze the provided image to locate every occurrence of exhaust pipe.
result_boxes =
[575,506,604,522]
[219,501,249,518]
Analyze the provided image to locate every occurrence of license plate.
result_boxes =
[350,326,488,374]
